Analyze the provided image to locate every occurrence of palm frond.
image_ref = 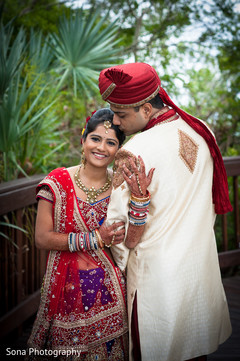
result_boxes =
[28,29,54,73]
[51,9,122,96]
[0,22,26,100]
[0,220,28,248]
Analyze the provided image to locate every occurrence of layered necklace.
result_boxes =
[74,166,112,204]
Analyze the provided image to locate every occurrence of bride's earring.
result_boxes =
[81,150,86,168]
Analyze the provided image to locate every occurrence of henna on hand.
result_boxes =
[122,155,155,196]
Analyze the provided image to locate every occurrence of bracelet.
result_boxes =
[129,213,148,224]
[129,210,148,218]
[86,232,90,250]
[79,233,84,252]
[130,190,151,202]
[92,231,98,250]
[68,233,74,252]
[76,233,80,251]
[128,190,151,227]
[129,218,147,226]
[73,233,77,251]
[89,232,93,250]
[136,173,143,195]
[95,229,104,249]
[68,231,100,252]
[103,233,115,248]
[130,200,150,209]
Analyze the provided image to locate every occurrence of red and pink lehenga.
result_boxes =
[28,167,129,360]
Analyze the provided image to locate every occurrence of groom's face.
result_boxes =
[110,105,148,136]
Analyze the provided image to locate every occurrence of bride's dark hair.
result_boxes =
[82,108,125,147]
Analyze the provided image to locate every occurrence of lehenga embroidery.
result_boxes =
[178,129,199,173]
[28,167,128,359]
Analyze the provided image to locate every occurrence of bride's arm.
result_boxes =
[35,199,125,251]
[35,199,68,250]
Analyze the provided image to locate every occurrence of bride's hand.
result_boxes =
[123,155,155,197]
[99,220,125,247]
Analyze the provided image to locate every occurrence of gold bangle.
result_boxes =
[95,229,104,249]
[131,192,150,203]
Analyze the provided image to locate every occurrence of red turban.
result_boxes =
[99,63,161,107]
[98,62,232,214]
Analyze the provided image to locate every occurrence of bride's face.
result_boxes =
[83,124,119,168]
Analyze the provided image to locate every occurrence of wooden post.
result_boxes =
[233,176,240,249]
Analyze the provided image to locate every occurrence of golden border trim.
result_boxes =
[105,86,160,108]
[154,114,179,126]
[101,82,116,100]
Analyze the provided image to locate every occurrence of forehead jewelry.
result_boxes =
[104,120,111,133]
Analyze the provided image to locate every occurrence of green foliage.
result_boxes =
[183,67,240,154]
[0,71,54,179]
[0,8,123,182]
[1,0,239,182]
[80,0,239,156]
[82,0,194,66]
[51,9,121,97]
[0,22,26,100]
[0,0,71,35]
[0,24,58,181]
[28,29,54,72]
[0,217,28,248]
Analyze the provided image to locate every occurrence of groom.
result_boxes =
[98,62,232,361]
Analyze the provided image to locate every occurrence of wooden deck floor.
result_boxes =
[208,275,240,361]
[0,276,239,360]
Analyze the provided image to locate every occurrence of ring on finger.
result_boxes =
[129,173,134,179]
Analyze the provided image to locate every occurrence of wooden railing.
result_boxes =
[0,156,239,339]
[0,174,48,339]
[218,156,240,269]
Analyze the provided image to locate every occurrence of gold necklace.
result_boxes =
[74,166,112,204]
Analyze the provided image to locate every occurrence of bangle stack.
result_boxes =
[68,229,104,252]
[129,192,150,226]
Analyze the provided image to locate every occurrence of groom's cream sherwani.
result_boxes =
[107,117,231,361]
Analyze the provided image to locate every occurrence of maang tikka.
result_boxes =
[104,120,111,133]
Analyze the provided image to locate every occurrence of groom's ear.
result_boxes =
[141,103,152,120]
